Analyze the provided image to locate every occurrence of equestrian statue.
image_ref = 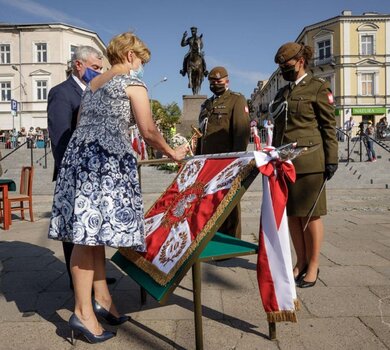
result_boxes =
[180,27,208,95]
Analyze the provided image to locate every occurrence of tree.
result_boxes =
[150,100,181,143]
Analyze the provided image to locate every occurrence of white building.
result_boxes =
[0,23,109,132]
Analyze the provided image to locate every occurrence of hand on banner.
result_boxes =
[325,164,338,180]
[170,144,189,162]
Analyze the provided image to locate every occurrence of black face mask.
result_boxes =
[210,83,226,96]
[281,64,299,82]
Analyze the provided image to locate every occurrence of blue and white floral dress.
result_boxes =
[48,75,146,250]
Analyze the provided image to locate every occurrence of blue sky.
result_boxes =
[1,0,389,108]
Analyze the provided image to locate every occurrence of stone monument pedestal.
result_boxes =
[178,95,207,137]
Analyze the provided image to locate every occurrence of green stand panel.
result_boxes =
[111,231,258,303]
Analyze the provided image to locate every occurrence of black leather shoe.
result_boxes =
[92,299,129,325]
[298,269,319,289]
[69,313,115,344]
[294,265,308,284]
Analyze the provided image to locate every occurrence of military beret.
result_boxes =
[208,66,228,80]
[274,42,303,64]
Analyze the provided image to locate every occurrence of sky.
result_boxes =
[1,0,389,108]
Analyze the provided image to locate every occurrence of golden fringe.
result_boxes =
[267,310,298,323]
[294,299,300,311]
[118,160,257,286]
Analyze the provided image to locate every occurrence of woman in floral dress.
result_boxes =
[48,32,188,343]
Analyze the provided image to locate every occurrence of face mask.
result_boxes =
[210,83,226,96]
[82,67,101,83]
[130,64,144,80]
[280,63,299,82]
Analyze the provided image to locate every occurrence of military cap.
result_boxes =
[208,66,228,80]
[190,26,197,31]
[274,42,303,64]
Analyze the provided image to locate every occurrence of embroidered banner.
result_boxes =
[119,155,256,285]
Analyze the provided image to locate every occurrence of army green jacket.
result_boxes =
[195,89,250,155]
[272,74,338,174]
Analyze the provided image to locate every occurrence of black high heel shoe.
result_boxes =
[298,269,320,288]
[294,265,308,284]
[69,313,115,345]
[92,299,129,325]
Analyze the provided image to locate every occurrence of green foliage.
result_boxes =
[156,162,179,173]
[151,100,181,144]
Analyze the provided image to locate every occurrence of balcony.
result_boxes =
[314,55,335,67]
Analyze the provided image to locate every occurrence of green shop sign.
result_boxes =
[352,107,386,115]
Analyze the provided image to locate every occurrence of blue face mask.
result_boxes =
[82,67,101,83]
[130,64,144,80]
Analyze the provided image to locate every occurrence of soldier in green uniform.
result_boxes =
[196,66,250,238]
[272,42,338,288]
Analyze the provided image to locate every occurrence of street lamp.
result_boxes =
[150,77,168,112]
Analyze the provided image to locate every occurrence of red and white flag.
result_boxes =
[254,149,298,322]
[119,155,255,285]
[130,127,148,160]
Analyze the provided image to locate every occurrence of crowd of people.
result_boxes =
[0,126,48,149]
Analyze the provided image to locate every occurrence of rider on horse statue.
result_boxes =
[180,27,208,78]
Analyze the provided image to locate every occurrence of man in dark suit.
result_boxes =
[47,45,116,290]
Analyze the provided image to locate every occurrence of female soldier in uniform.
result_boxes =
[271,42,338,288]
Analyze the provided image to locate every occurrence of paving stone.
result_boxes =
[319,266,390,287]
[321,242,390,266]
[360,316,390,349]
[298,286,387,317]
[277,317,388,350]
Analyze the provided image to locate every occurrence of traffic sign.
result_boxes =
[11,99,18,112]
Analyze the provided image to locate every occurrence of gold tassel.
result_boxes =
[294,299,300,311]
[267,310,298,323]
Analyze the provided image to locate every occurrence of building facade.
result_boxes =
[0,23,109,132]
[251,11,390,134]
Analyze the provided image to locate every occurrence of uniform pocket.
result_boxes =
[296,134,322,147]
[290,96,312,115]
[293,135,325,174]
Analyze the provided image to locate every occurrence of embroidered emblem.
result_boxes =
[159,231,188,266]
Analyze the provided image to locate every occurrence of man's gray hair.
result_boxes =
[71,45,103,72]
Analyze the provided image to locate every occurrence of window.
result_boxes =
[361,35,374,55]
[0,81,11,101]
[0,44,10,64]
[35,43,47,63]
[36,80,47,100]
[313,32,333,66]
[361,73,374,96]
[70,45,78,59]
[318,39,331,60]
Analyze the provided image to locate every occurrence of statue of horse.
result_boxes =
[186,37,206,95]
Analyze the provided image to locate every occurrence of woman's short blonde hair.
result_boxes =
[107,32,151,65]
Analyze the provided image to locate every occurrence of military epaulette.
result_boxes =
[312,76,327,84]
[230,91,242,96]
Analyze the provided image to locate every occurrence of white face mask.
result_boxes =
[130,63,144,80]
